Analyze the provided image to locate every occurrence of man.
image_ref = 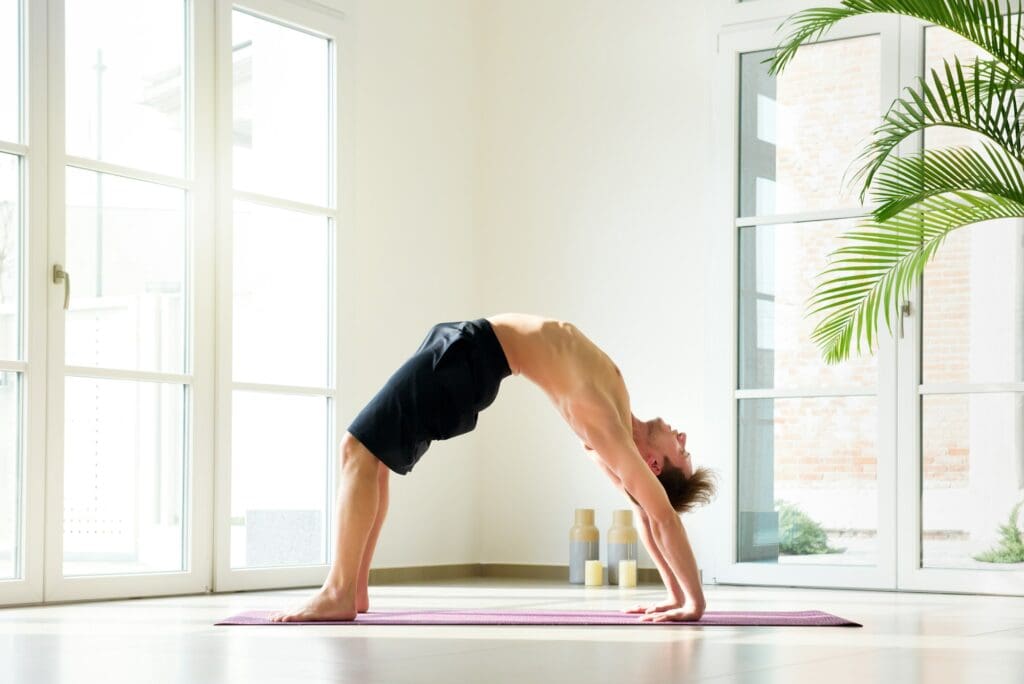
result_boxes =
[272,313,716,623]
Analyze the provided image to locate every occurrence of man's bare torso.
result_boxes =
[487,313,631,451]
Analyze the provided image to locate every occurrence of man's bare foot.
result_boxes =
[270,586,357,622]
[356,588,369,613]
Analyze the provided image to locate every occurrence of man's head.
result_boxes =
[632,416,716,514]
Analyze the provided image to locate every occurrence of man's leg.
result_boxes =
[355,458,390,612]
[271,433,380,622]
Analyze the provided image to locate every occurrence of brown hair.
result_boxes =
[628,463,717,514]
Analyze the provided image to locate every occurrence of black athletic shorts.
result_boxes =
[346,318,512,475]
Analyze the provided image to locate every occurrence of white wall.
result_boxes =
[341,0,485,568]
[347,0,719,575]
[474,0,717,572]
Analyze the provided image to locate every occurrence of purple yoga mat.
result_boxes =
[216,608,860,627]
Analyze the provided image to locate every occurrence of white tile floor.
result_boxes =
[4,578,1024,683]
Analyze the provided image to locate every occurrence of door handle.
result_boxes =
[53,264,70,310]
[898,300,911,339]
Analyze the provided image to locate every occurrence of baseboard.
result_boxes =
[368,563,664,586]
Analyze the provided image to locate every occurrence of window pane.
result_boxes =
[922,220,1024,384]
[739,220,878,389]
[0,0,18,142]
[233,10,330,206]
[233,201,330,387]
[65,168,187,374]
[0,152,19,360]
[231,391,328,568]
[63,377,185,576]
[922,393,1024,570]
[65,0,186,176]
[925,27,990,151]
[0,372,20,580]
[738,396,878,566]
[739,37,880,217]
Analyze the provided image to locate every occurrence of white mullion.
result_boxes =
[735,205,876,228]
[43,0,68,605]
[0,360,28,373]
[0,140,28,156]
[191,0,217,595]
[64,155,194,191]
[895,16,928,596]
[735,386,878,400]
[63,365,192,386]
[212,0,235,594]
[918,382,1024,396]
[233,188,337,219]
[232,381,334,398]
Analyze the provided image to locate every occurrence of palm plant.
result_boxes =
[769,1,1024,363]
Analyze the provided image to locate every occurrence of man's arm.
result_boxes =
[631,504,684,601]
[588,452,685,601]
[591,432,706,617]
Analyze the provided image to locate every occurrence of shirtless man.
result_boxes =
[271,314,716,623]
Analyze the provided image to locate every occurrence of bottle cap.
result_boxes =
[612,509,633,527]
[574,508,595,525]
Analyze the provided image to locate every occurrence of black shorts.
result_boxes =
[347,318,512,475]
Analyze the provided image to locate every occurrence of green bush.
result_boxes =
[776,500,844,555]
[973,501,1024,564]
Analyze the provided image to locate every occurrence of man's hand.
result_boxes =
[621,595,683,615]
[637,601,705,623]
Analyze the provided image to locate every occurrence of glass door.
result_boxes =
[709,15,901,589]
[43,0,215,602]
[896,20,1024,595]
[212,0,350,592]
[0,0,45,607]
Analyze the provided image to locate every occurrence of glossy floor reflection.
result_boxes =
[4,578,1024,683]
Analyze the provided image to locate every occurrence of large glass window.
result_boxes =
[739,38,880,217]
[64,169,187,374]
[0,153,19,362]
[918,25,1024,573]
[232,11,330,206]
[64,0,186,176]
[61,0,191,578]
[736,34,883,568]
[0,371,19,580]
[63,377,185,575]
[0,0,19,142]
[228,9,335,570]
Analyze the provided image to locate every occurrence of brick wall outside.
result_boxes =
[766,29,978,497]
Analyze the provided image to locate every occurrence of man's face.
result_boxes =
[647,417,693,479]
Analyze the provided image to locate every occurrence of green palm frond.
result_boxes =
[969,58,1024,95]
[808,192,1024,363]
[850,56,1024,200]
[871,142,1024,220]
[769,0,1024,78]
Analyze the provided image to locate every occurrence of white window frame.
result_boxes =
[895,17,1024,596]
[0,0,354,609]
[705,14,901,590]
[212,0,354,593]
[717,0,847,27]
[41,0,216,603]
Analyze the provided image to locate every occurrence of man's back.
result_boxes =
[487,313,631,448]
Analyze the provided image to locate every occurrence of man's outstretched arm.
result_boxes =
[588,453,685,606]
[630,507,688,609]
[591,433,706,620]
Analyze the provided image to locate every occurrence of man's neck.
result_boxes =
[631,415,647,449]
